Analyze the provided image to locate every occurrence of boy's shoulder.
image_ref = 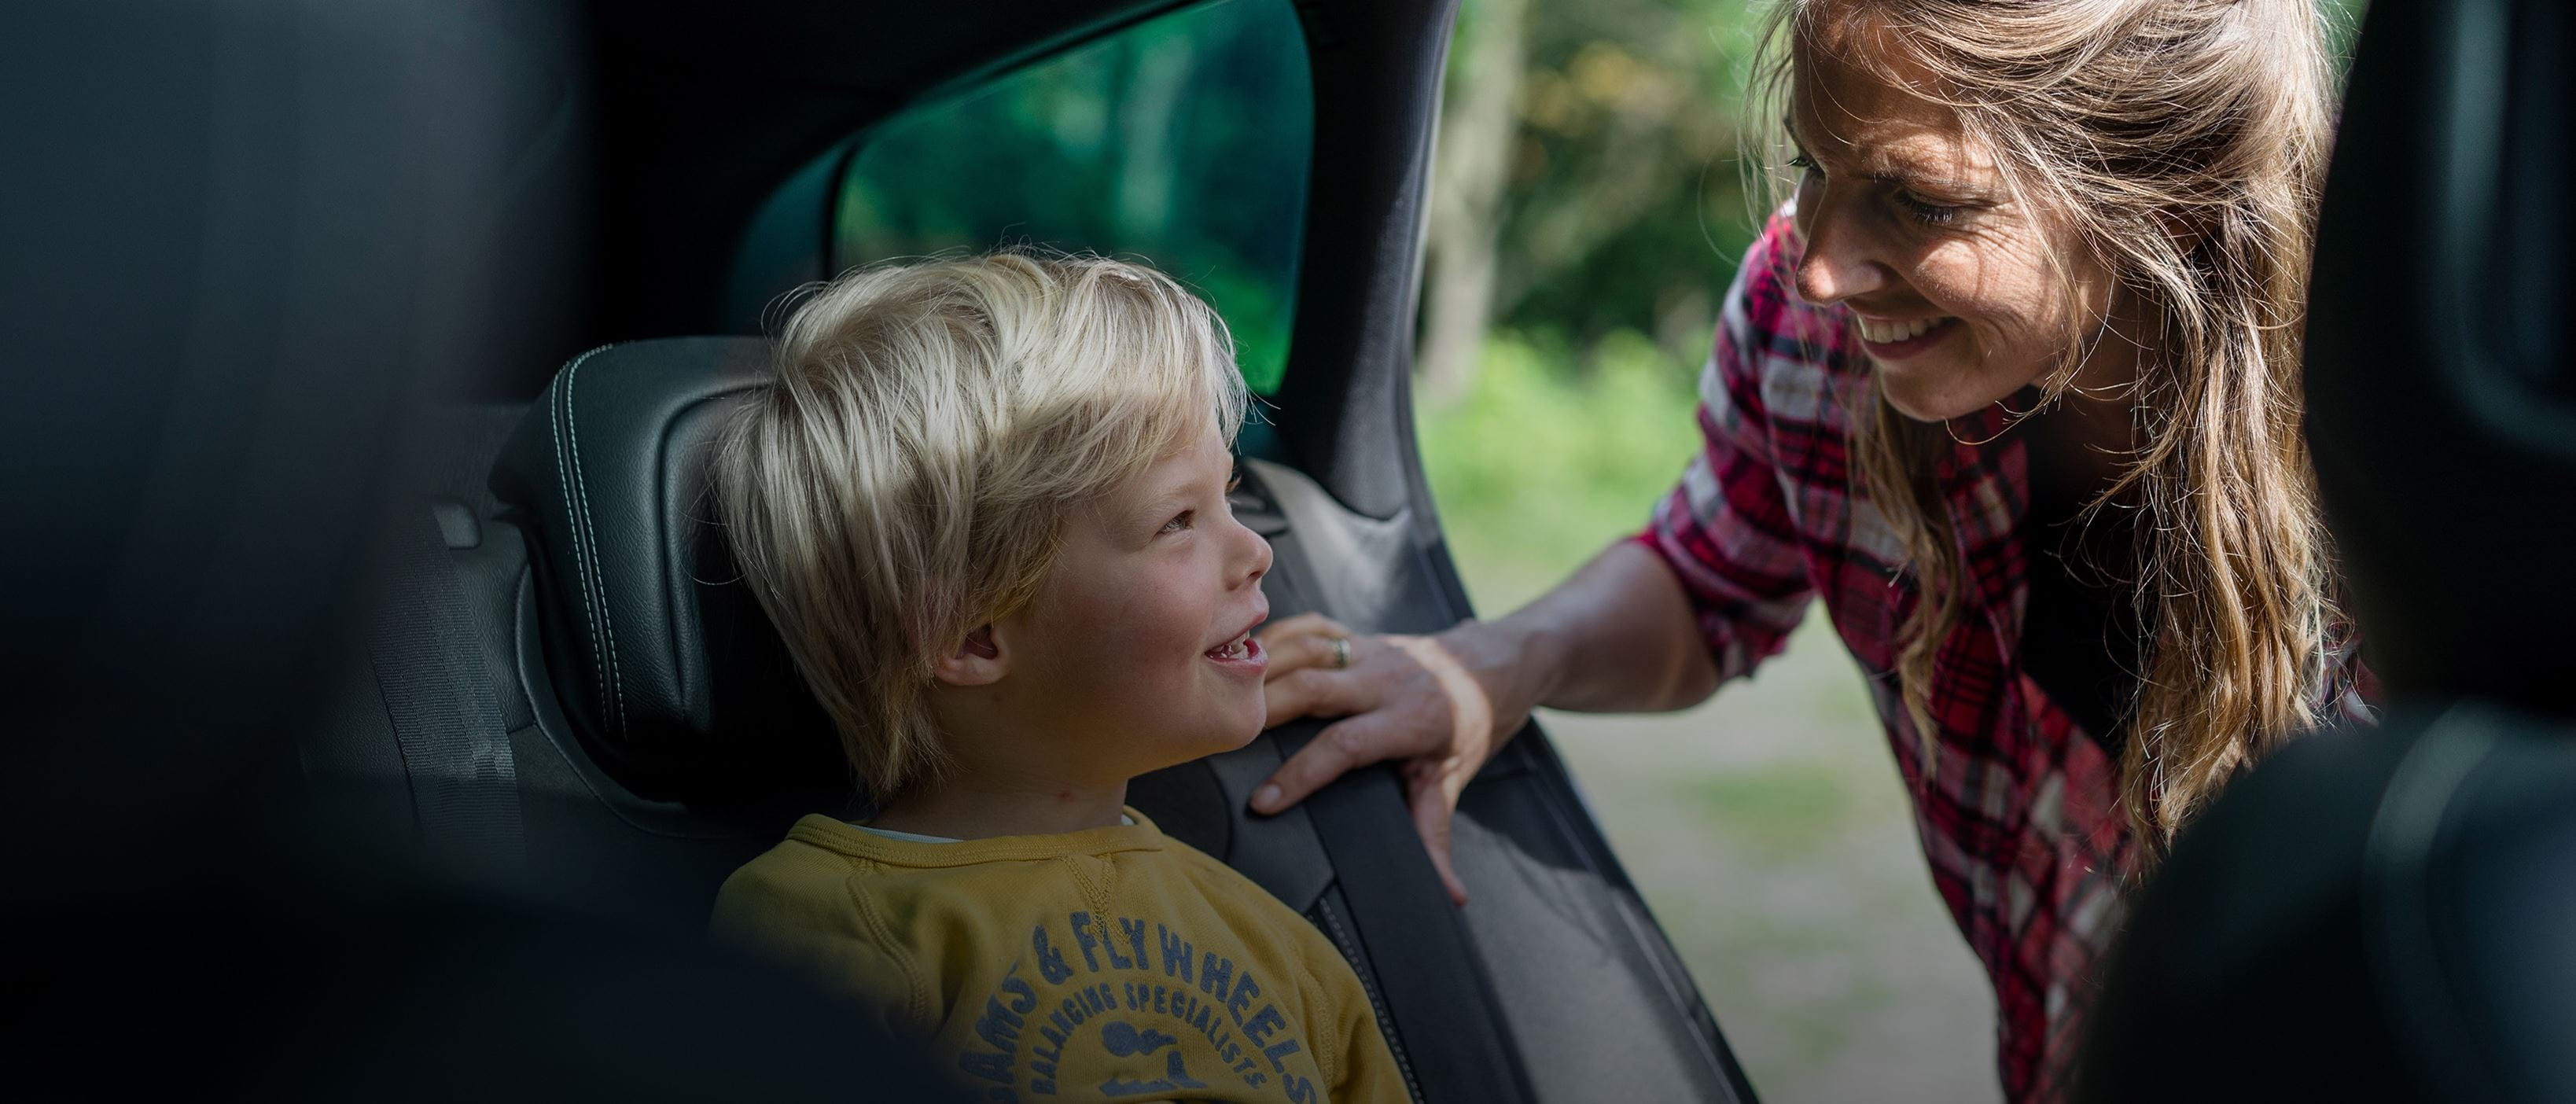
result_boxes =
[732,814,1314,940]
[709,819,880,949]
[716,810,1327,949]
[715,819,866,913]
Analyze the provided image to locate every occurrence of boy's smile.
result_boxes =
[1202,609,1271,675]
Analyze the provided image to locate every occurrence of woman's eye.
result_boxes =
[1896,191,1960,226]
[1787,152,1818,174]
[1160,510,1194,535]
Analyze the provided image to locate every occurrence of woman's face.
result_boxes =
[1787,17,2126,422]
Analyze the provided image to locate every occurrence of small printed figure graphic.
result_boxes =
[1100,1049,1208,1097]
[1101,1020,1180,1058]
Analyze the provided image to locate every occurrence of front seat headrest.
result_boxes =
[491,337,848,807]
[2303,0,2576,710]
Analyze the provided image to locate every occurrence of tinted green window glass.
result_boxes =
[834,0,1311,395]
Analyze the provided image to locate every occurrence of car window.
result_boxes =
[833,0,1311,396]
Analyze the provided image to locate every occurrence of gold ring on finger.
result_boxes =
[1326,635,1352,671]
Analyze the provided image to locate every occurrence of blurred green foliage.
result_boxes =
[1474,0,1773,358]
[833,0,1308,393]
[1420,329,1702,610]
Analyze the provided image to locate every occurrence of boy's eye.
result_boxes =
[1160,510,1194,535]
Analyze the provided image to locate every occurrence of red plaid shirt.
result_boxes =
[1635,216,2372,1102]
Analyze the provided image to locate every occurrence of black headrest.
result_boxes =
[2304,0,2576,709]
[491,337,847,805]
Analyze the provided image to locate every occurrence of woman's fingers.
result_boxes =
[1249,711,1414,815]
[1254,612,1348,651]
[1240,623,1521,907]
[1404,762,1470,907]
[1261,631,1352,682]
[1257,613,1360,683]
[1242,624,1499,906]
[1261,665,1367,728]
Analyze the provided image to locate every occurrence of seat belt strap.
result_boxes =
[1283,729,1535,1104]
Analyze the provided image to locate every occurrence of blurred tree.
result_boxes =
[1421,0,1773,401]
[1419,0,1529,403]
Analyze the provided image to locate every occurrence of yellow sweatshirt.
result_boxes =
[711,808,1411,1104]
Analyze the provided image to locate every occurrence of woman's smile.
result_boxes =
[1787,20,2129,422]
[1853,315,1959,361]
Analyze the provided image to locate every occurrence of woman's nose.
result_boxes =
[1793,190,1890,306]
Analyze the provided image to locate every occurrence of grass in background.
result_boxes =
[1418,329,2004,1102]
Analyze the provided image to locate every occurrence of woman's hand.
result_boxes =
[1242,544,1722,906]
[1247,612,1547,906]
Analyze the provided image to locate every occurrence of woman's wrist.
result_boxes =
[1462,540,1713,715]
[1436,613,1562,727]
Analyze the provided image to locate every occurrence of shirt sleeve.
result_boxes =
[708,847,929,1039]
[1632,217,1820,683]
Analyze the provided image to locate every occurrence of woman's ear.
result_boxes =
[931,624,1007,686]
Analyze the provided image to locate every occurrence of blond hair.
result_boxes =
[1754,0,2343,859]
[712,252,1248,800]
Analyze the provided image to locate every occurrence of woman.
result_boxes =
[1247,1,2373,1099]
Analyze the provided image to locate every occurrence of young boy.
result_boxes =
[707,253,1408,1104]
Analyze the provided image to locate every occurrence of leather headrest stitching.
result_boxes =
[493,337,846,808]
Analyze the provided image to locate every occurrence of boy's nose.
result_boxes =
[1239,527,1272,587]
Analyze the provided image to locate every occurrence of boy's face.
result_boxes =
[988,418,1273,783]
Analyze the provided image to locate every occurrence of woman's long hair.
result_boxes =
[1752,0,2345,859]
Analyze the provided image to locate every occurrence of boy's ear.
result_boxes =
[931,624,1006,686]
